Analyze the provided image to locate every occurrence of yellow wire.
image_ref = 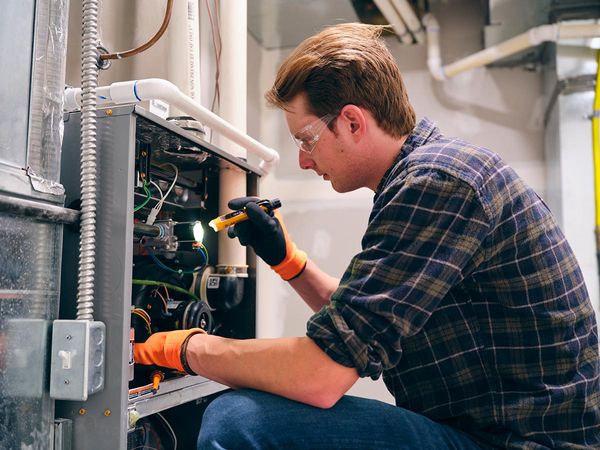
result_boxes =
[593,49,600,226]
[131,309,152,333]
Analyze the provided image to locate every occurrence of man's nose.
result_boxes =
[299,150,315,170]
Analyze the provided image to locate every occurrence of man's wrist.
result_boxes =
[179,330,204,375]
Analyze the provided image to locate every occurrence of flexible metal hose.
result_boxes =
[77,0,100,320]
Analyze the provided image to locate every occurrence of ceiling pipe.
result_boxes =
[422,14,445,81]
[373,0,412,44]
[423,14,600,81]
[389,0,425,44]
[64,79,280,174]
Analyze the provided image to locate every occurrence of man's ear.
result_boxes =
[339,105,366,141]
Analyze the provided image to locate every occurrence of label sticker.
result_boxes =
[207,276,220,289]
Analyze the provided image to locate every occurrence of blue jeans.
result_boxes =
[198,389,482,450]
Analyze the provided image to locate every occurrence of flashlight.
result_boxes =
[208,198,282,232]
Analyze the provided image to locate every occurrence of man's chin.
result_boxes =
[330,181,357,194]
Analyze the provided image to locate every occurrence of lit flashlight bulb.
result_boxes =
[192,221,204,243]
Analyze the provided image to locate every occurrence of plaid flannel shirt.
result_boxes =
[307,118,600,449]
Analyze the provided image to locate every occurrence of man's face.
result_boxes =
[284,94,364,193]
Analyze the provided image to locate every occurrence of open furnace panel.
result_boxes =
[57,105,259,449]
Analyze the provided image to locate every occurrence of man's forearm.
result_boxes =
[185,334,358,408]
[288,259,339,311]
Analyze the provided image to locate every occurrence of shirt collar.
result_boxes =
[375,117,440,194]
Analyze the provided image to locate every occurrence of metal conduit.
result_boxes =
[77,0,100,321]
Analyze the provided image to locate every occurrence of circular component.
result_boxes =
[183,301,213,333]
[96,45,112,70]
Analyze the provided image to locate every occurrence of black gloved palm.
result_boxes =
[227,197,287,266]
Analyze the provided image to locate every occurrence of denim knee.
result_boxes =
[197,390,267,450]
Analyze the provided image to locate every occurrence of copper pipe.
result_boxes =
[100,0,173,61]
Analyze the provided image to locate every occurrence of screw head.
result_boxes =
[104,409,112,417]
[79,408,86,415]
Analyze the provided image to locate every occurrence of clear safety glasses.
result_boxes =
[291,113,338,154]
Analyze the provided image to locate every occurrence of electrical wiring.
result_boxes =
[150,253,203,275]
[152,288,169,311]
[132,279,201,302]
[134,307,152,323]
[156,412,178,450]
[205,0,222,116]
[134,180,152,212]
[131,308,152,333]
[146,163,179,225]
[194,242,210,266]
[162,284,170,302]
[147,237,209,274]
[158,163,179,201]
[149,180,165,203]
[100,0,173,61]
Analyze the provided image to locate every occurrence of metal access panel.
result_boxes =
[58,105,260,449]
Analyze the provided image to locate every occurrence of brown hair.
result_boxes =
[265,23,416,138]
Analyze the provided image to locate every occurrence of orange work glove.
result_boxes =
[134,328,206,374]
[270,209,308,280]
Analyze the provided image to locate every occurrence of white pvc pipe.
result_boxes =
[422,14,445,81]
[64,78,280,173]
[216,0,248,269]
[167,0,201,102]
[217,1,247,160]
[390,0,425,44]
[373,0,412,44]
[424,15,600,81]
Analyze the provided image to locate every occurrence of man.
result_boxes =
[135,23,600,449]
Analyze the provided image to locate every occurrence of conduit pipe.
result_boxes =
[64,79,280,174]
[423,14,600,81]
[390,0,425,43]
[592,50,600,272]
[373,0,412,44]
[77,0,100,321]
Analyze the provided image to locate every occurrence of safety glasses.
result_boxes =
[291,113,338,154]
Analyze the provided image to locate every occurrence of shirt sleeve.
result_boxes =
[306,168,491,379]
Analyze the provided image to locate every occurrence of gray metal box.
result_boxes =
[50,320,106,401]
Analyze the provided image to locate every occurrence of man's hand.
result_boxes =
[134,328,206,374]
[227,197,307,280]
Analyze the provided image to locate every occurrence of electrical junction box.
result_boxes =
[49,320,106,401]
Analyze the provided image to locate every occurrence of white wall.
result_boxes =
[248,0,546,404]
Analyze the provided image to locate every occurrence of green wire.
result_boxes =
[133,180,151,212]
[132,279,202,302]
